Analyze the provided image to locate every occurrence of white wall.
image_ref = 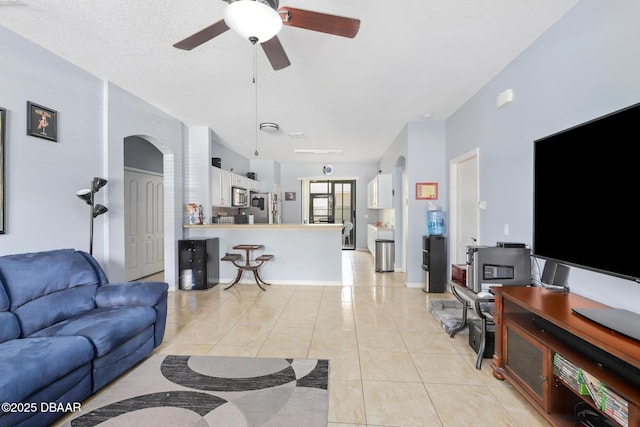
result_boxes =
[0,26,104,257]
[0,26,186,290]
[378,121,446,286]
[445,0,640,312]
[104,82,184,287]
[186,127,212,221]
[249,159,281,193]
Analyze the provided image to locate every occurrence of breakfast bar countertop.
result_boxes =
[184,223,342,230]
[183,223,343,286]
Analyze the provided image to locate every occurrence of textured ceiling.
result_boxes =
[0,0,578,163]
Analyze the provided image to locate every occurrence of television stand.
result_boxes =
[491,286,640,427]
[572,307,640,343]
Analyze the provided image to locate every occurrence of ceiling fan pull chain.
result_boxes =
[253,43,259,156]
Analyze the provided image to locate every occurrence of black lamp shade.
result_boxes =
[93,204,109,218]
[76,177,108,255]
[76,189,92,205]
[92,177,108,193]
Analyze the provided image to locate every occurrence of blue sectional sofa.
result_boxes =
[0,249,168,427]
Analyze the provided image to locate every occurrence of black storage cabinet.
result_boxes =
[422,235,446,293]
[178,238,219,290]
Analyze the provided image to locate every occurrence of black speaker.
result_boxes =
[541,261,570,286]
[212,157,221,168]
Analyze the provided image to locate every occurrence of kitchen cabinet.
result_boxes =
[367,224,394,256]
[367,174,392,209]
[211,167,232,207]
[247,179,261,192]
[212,168,260,207]
[232,173,247,189]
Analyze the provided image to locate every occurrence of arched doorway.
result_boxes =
[124,136,165,281]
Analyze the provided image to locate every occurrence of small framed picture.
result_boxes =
[416,182,438,200]
[27,101,58,142]
[285,192,296,201]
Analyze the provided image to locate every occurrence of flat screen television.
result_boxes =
[533,102,640,283]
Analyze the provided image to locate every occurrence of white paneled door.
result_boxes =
[450,149,479,265]
[125,169,164,281]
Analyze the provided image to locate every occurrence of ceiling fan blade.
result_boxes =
[261,36,291,70]
[173,19,230,50]
[277,7,360,38]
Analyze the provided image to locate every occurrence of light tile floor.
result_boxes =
[148,250,550,426]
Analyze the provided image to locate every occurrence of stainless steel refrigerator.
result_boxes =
[243,193,281,224]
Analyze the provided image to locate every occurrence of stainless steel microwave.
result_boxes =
[231,187,249,207]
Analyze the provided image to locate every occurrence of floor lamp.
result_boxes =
[76,177,108,255]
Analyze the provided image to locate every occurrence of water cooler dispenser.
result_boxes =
[422,235,446,293]
[426,209,445,236]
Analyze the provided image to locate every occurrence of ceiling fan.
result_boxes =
[173,0,361,70]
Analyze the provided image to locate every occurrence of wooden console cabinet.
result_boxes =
[491,287,640,427]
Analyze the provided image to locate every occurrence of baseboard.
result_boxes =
[219,278,343,287]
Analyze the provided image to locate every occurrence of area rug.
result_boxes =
[62,355,329,427]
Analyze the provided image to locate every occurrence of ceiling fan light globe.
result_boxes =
[224,1,283,43]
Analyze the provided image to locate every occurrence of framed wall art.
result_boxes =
[285,191,296,201]
[27,101,58,142]
[0,107,5,233]
[416,182,438,200]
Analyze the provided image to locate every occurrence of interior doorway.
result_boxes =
[124,136,165,281]
[449,148,480,266]
[306,179,356,250]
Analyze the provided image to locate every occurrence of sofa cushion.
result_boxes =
[14,285,99,338]
[96,281,169,347]
[92,328,155,392]
[0,312,20,344]
[30,306,157,358]
[0,280,9,311]
[0,249,103,309]
[0,336,94,405]
[0,249,106,336]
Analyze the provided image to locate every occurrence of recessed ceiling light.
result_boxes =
[423,113,433,119]
[294,149,343,154]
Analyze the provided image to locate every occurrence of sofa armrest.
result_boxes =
[95,281,168,308]
[96,281,168,347]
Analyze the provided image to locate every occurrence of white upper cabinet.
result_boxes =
[247,179,261,192]
[212,168,260,207]
[367,174,392,209]
[211,168,232,207]
[232,173,247,189]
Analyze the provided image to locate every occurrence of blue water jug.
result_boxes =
[426,210,445,235]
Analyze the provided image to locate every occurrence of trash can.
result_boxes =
[375,239,395,272]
